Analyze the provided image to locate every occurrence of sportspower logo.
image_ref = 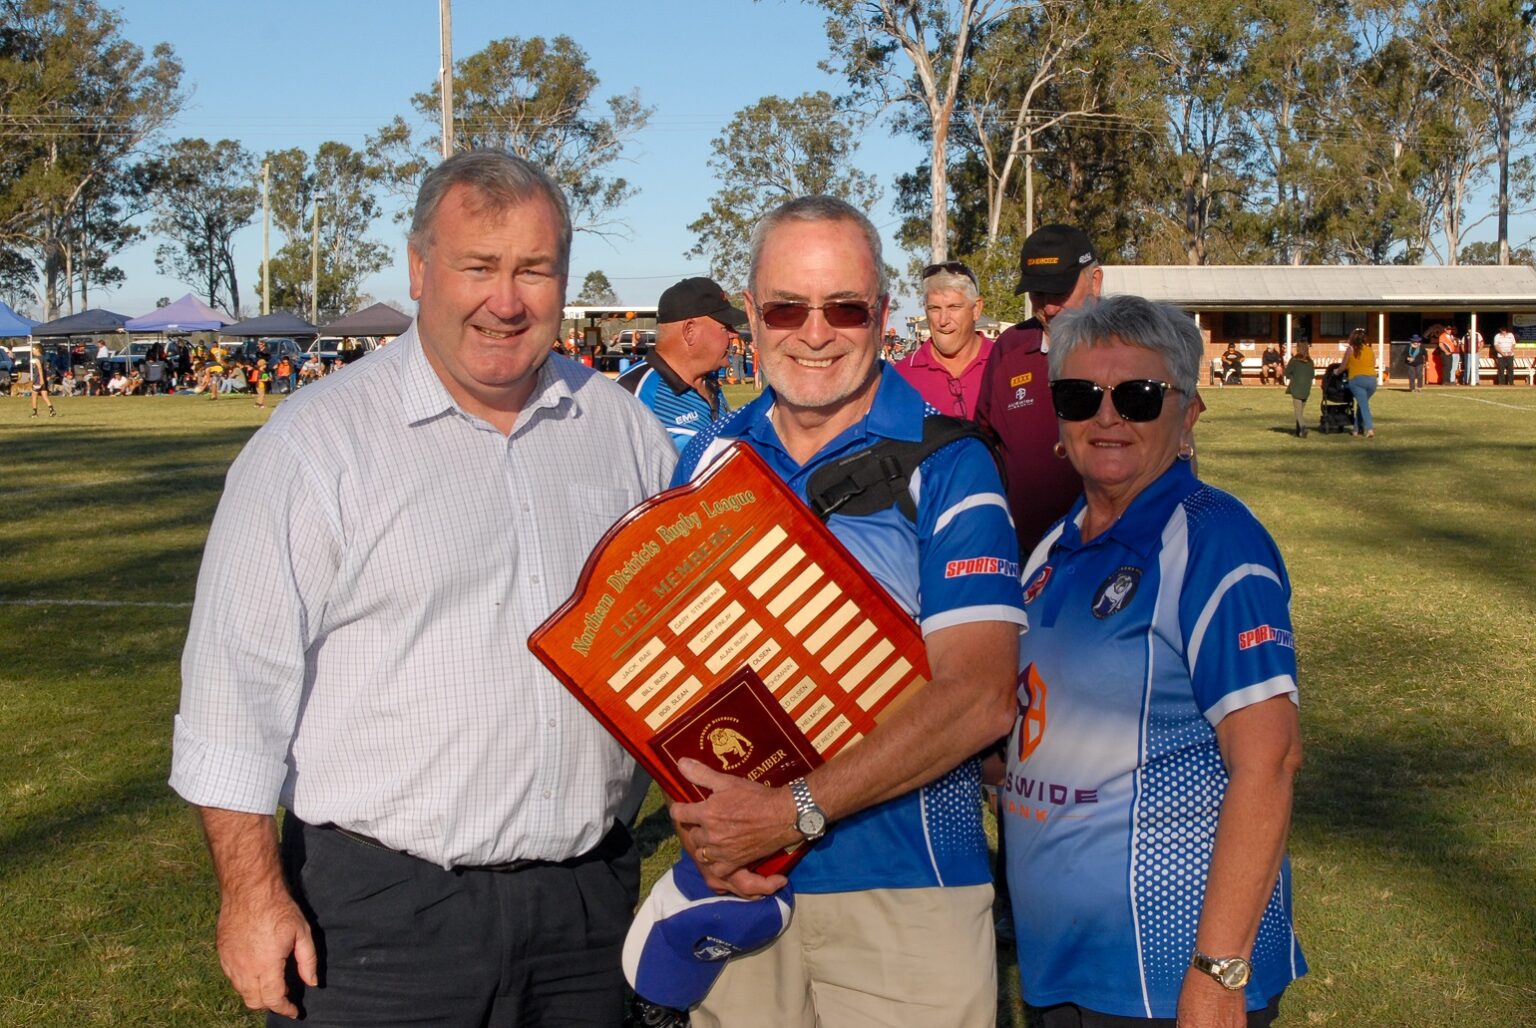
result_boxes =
[1238,624,1294,651]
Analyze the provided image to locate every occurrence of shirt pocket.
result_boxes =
[567,484,640,554]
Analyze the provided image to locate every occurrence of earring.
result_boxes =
[1177,442,1195,462]
[1052,442,1067,460]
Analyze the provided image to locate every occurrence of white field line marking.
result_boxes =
[1437,393,1536,412]
[0,598,192,609]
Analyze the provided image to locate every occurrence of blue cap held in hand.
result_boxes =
[622,852,794,1010]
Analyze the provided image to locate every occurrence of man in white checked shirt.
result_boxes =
[171,152,676,1026]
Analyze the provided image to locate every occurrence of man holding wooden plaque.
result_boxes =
[668,196,1027,1027]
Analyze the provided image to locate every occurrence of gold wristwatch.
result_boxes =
[1190,950,1252,991]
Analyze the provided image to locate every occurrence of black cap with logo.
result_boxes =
[1014,224,1099,295]
[657,277,749,328]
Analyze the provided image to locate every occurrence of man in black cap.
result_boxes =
[975,224,1101,554]
[618,276,748,451]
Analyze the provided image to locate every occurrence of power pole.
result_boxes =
[309,201,321,324]
[439,0,454,157]
[261,161,271,315]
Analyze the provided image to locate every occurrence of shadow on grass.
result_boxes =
[0,767,177,880]
[1295,718,1536,1004]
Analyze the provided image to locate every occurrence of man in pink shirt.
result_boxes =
[894,260,992,418]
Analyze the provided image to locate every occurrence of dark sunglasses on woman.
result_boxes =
[1050,378,1184,422]
[756,300,877,330]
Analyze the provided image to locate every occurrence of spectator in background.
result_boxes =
[1259,343,1284,385]
[1437,326,1461,385]
[1343,327,1377,438]
[1220,342,1245,385]
[1403,334,1427,393]
[617,275,745,451]
[1463,325,1484,385]
[253,358,270,409]
[895,259,991,418]
[274,354,294,394]
[107,370,128,395]
[59,369,78,396]
[976,223,1100,555]
[1284,341,1315,437]
[1493,325,1518,385]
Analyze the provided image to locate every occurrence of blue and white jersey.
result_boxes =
[617,351,727,452]
[1003,460,1306,1017]
[674,365,1027,893]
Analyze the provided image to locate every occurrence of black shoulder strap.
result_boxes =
[804,414,998,522]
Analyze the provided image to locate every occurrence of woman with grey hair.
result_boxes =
[1001,294,1306,1028]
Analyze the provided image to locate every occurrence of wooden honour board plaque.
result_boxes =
[529,443,931,876]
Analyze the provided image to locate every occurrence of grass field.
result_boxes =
[2,381,1533,1026]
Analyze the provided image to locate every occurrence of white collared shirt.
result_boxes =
[171,325,677,866]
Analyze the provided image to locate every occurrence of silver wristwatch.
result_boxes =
[788,777,827,841]
[1190,950,1252,991]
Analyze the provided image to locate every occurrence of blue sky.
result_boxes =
[109,0,929,322]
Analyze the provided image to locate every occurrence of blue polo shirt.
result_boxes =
[618,351,727,452]
[674,365,1027,893]
[1003,460,1306,1017]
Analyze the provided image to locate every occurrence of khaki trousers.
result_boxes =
[691,884,996,1028]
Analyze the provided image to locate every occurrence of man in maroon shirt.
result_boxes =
[894,260,993,418]
[976,224,1101,556]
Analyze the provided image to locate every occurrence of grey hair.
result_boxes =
[1047,294,1203,400]
[923,271,979,303]
[408,151,573,271]
[747,195,889,299]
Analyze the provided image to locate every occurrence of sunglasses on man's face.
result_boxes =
[756,300,878,330]
[1050,378,1183,422]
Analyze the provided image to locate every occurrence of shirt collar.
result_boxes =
[911,333,993,374]
[742,362,925,460]
[398,323,577,429]
[646,349,721,413]
[1055,459,1199,560]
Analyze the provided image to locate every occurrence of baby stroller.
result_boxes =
[1318,364,1355,434]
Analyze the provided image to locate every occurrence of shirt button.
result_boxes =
[531,575,541,584]
[547,718,557,728]
[521,502,532,512]
[542,790,552,799]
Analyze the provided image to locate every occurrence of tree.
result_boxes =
[1411,0,1536,264]
[1143,0,1261,265]
[1459,239,1535,264]
[0,0,183,317]
[372,35,652,236]
[950,1,1100,248]
[575,270,617,305]
[814,0,1019,261]
[146,138,258,315]
[686,92,883,291]
[255,142,391,321]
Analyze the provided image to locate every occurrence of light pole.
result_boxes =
[261,161,271,316]
[309,199,322,325]
[439,0,454,157]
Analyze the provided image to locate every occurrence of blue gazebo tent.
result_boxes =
[125,294,233,333]
[30,308,131,337]
[219,312,320,338]
[0,301,37,338]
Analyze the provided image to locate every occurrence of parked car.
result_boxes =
[307,336,376,367]
[223,337,308,365]
[102,340,158,370]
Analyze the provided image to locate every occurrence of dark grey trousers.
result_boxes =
[269,814,638,1028]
